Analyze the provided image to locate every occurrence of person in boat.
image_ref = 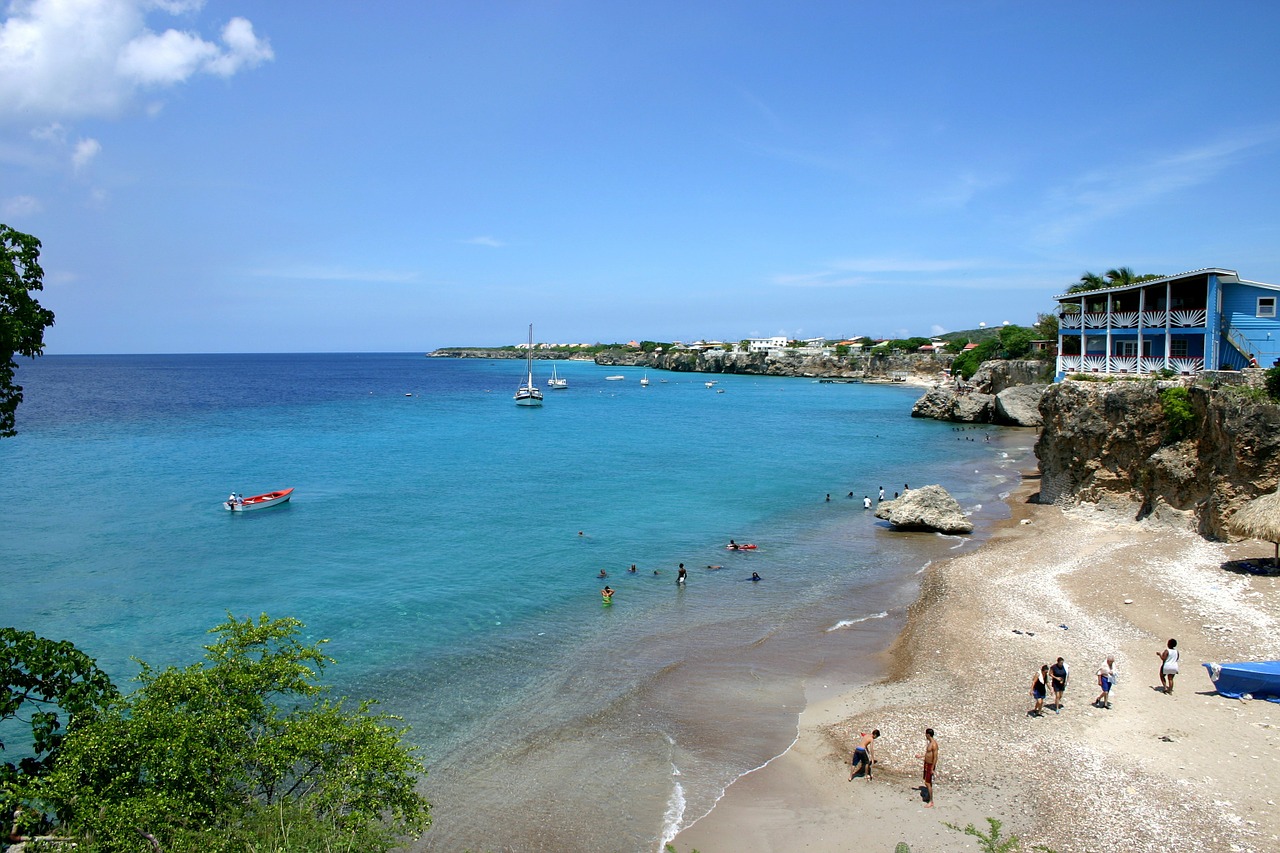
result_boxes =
[751,572,762,582]
[236,493,244,505]
[228,492,237,507]
[601,586,614,602]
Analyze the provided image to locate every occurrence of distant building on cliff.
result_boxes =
[1053,267,1280,379]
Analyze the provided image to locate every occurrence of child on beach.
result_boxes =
[1158,639,1180,694]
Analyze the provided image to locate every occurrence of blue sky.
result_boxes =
[4,1,1280,353]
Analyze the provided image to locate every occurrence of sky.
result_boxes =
[3,1,1280,353]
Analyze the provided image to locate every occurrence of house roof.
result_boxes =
[1050,267,1273,301]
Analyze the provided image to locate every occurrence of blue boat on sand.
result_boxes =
[1203,661,1280,702]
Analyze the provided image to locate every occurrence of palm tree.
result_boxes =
[1067,271,1107,293]
[1105,266,1137,287]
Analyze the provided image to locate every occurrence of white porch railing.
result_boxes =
[1110,311,1139,328]
[1058,355,1080,371]
[1059,313,1082,329]
[1171,309,1207,327]
[1110,356,1138,372]
[1170,357,1204,374]
[1083,312,1109,328]
[1082,355,1108,371]
[1141,310,1167,327]
[1140,357,1166,373]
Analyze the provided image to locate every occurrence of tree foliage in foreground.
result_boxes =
[0,224,56,437]
[1,627,119,792]
[23,614,430,853]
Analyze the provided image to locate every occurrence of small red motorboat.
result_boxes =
[225,488,294,512]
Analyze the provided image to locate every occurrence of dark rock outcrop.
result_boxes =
[874,485,974,534]
[1036,380,1280,537]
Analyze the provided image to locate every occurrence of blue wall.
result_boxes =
[1222,282,1280,365]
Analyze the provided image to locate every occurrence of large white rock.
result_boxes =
[874,484,974,533]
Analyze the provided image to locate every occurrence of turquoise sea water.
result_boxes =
[1,354,1032,852]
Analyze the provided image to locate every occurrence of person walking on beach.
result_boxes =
[1158,639,1180,694]
[848,730,880,781]
[1049,657,1068,712]
[1030,664,1049,716]
[1094,655,1117,708]
[916,728,938,806]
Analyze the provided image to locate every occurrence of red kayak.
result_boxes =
[225,488,294,512]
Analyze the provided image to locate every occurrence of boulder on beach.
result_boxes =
[910,387,994,423]
[994,384,1047,427]
[874,484,974,534]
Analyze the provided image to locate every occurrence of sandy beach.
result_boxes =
[674,472,1280,853]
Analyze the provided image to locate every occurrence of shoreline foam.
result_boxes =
[673,470,1280,853]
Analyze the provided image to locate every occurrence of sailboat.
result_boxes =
[547,363,568,389]
[640,373,650,387]
[514,325,544,406]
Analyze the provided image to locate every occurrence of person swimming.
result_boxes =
[601,586,614,603]
[751,572,762,582]
[598,569,607,578]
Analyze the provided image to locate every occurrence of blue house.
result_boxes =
[1054,268,1280,379]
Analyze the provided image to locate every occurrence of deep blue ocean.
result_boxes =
[1,354,1032,852]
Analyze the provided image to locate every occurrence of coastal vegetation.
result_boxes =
[1,614,429,852]
[1159,386,1195,442]
[0,223,56,438]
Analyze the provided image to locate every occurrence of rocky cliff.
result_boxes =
[1036,379,1280,538]
[911,359,1052,425]
[592,348,950,381]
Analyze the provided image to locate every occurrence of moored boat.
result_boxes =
[547,364,568,389]
[225,488,294,512]
[1203,661,1280,702]
[515,324,544,406]
[605,375,625,381]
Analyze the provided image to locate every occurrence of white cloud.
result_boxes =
[71,137,101,170]
[462,236,505,248]
[2,194,42,216]
[1033,130,1280,243]
[930,324,947,336]
[0,1,273,121]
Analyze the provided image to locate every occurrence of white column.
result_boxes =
[1105,292,1113,373]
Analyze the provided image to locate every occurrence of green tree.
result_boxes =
[1,628,119,797]
[1160,386,1195,442]
[36,614,430,853]
[834,344,849,356]
[951,338,1000,379]
[1067,271,1107,293]
[997,325,1035,359]
[1265,366,1280,401]
[1032,312,1058,341]
[1,225,56,438]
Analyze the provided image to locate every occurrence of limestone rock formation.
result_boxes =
[874,484,974,534]
[994,384,1047,427]
[1036,379,1280,537]
[910,388,994,423]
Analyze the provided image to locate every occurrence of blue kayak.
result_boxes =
[1203,661,1280,702]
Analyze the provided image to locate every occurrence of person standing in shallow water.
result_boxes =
[1159,639,1180,694]
[677,563,687,585]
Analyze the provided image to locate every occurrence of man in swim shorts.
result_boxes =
[917,728,938,806]
[848,730,880,781]
[1050,657,1068,712]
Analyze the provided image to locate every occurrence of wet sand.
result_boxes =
[674,473,1280,853]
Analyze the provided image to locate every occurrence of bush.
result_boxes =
[1266,366,1280,401]
[1160,386,1195,442]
